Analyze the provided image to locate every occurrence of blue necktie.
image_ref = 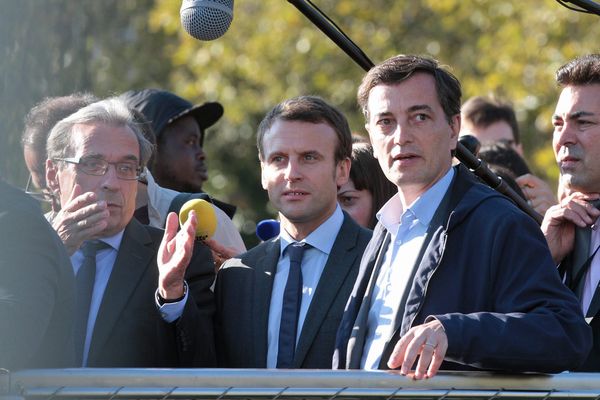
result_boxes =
[74,240,107,366]
[277,242,308,368]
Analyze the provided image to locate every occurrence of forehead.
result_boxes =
[367,73,440,115]
[71,122,140,159]
[262,119,337,156]
[163,115,201,138]
[556,84,600,114]
[463,120,514,142]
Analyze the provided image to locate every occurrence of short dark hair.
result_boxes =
[357,54,461,123]
[462,96,520,144]
[22,93,98,154]
[21,93,98,188]
[556,54,600,86]
[256,95,352,163]
[348,140,397,229]
[478,141,530,178]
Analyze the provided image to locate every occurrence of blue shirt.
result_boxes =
[71,231,123,367]
[361,168,454,369]
[266,205,344,368]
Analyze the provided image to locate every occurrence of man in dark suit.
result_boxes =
[542,54,600,371]
[214,96,372,368]
[333,54,591,378]
[45,97,215,367]
[0,179,74,370]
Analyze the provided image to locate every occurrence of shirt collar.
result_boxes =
[377,167,454,231]
[97,229,125,251]
[279,204,344,256]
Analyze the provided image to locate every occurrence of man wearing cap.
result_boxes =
[120,89,246,256]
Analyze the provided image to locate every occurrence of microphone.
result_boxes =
[256,219,280,242]
[179,198,218,240]
[458,134,481,157]
[180,0,234,41]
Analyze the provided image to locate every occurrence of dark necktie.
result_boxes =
[74,240,107,366]
[277,242,308,368]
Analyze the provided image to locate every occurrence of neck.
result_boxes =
[279,207,336,241]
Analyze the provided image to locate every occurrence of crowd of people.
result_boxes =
[1,52,599,377]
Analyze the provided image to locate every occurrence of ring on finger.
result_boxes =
[423,342,436,349]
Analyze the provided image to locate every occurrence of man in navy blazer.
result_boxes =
[333,54,591,378]
[542,54,600,371]
[214,96,372,368]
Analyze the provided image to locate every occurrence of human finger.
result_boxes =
[387,332,412,370]
[160,212,179,257]
[413,341,436,379]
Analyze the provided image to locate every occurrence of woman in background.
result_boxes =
[338,138,396,229]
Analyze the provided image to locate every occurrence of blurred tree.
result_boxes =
[1,0,599,247]
[0,0,171,185]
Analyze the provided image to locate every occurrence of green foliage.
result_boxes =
[1,0,599,245]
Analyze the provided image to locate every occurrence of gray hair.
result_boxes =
[47,97,154,167]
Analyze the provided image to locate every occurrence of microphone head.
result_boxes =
[458,134,481,157]
[180,0,234,41]
[256,219,280,242]
[179,198,218,240]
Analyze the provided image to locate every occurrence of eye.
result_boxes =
[577,119,594,127]
[414,113,429,122]
[271,155,285,163]
[304,154,317,161]
[552,118,563,129]
[82,158,105,172]
[338,195,356,207]
[117,163,135,173]
[376,118,392,126]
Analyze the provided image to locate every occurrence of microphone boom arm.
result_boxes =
[287,0,543,224]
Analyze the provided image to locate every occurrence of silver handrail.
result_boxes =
[3,369,600,399]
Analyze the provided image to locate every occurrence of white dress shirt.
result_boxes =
[361,168,454,369]
[266,205,344,368]
[582,222,600,316]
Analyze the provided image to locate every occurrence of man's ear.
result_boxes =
[260,161,268,190]
[449,114,461,150]
[335,157,351,187]
[46,159,60,193]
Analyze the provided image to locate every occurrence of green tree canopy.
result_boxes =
[2,0,599,246]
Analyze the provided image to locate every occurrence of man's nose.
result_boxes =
[100,164,121,190]
[392,122,411,144]
[555,121,577,147]
[284,159,302,181]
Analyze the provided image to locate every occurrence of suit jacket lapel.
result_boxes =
[252,239,280,367]
[88,220,155,360]
[293,216,360,367]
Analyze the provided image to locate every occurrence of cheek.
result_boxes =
[551,134,561,155]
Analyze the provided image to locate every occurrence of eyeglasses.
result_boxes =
[24,174,52,203]
[54,156,142,180]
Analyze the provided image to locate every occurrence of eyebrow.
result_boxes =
[372,104,434,119]
[407,104,434,113]
[553,111,596,119]
[82,153,139,162]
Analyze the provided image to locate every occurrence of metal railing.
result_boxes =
[3,369,600,399]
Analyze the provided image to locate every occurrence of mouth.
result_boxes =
[106,203,122,210]
[282,189,309,199]
[559,156,580,169]
[195,165,209,179]
[393,153,421,164]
